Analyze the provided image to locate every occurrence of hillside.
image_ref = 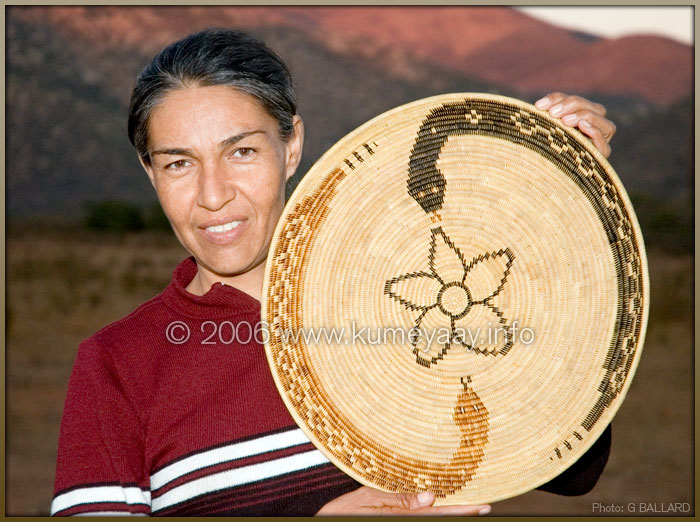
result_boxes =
[6,5,693,247]
[11,6,691,104]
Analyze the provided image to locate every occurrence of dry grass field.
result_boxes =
[5,223,693,516]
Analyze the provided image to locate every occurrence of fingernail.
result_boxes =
[580,119,593,127]
[549,103,563,116]
[535,96,550,109]
[417,491,432,505]
[479,506,492,516]
[562,114,578,125]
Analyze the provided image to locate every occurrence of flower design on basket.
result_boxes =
[385,226,515,367]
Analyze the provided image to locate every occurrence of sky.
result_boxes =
[517,6,694,45]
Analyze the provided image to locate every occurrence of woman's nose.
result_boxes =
[196,160,236,211]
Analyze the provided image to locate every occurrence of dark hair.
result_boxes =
[128,28,297,164]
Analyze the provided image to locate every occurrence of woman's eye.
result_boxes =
[165,159,191,170]
[233,147,255,159]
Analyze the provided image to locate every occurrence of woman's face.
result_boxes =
[141,85,303,290]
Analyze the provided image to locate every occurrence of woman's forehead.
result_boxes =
[147,85,278,148]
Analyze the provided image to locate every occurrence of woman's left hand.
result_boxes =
[535,92,617,158]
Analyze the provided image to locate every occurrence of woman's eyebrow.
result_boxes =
[151,147,193,157]
[151,131,266,157]
[219,130,266,149]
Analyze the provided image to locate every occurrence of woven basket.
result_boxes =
[262,93,649,505]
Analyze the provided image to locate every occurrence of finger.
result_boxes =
[579,119,612,158]
[537,93,606,120]
[365,489,489,516]
[420,503,492,516]
[386,503,492,516]
[560,111,617,142]
[366,489,433,510]
[549,96,606,119]
[534,91,568,110]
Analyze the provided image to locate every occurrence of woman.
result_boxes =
[52,28,616,516]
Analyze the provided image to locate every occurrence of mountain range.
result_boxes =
[6,5,693,244]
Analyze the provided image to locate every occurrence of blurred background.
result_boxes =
[5,6,693,515]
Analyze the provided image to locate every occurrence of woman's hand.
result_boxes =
[535,92,617,158]
[316,486,491,516]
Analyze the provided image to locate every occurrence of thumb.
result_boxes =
[392,491,436,510]
[414,491,436,507]
[366,489,435,510]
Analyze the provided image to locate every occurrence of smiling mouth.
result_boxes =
[205,220,242,233]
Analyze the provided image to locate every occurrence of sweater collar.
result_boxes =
[162,257,261,319]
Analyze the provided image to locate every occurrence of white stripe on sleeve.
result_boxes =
[150,428,311,490]
[51,486,151,515]
[151,449,329,512]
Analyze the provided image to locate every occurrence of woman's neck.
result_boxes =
[185,261,265,303]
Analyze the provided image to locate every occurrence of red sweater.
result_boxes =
[53,257,610,515]
[52,257,361,516]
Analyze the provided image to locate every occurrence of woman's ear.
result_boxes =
[284,115,305,182]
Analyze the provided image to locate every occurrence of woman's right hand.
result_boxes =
[316,486,491,516]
